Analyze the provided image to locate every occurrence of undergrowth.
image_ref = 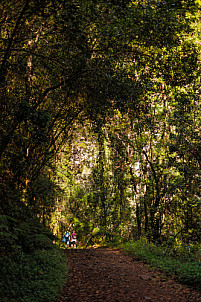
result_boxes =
[0,215,67,302]
[120,240,201,291]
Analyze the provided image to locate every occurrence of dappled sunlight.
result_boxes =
[1,0,201,301]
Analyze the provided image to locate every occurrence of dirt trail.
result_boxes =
[57,247,201,302]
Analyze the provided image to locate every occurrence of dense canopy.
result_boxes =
[0,0,200,249]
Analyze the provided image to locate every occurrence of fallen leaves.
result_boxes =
[57,248,201,302]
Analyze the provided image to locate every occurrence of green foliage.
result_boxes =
[0,215,67,302]
[121,240,201,290]
[85,228,120,247]
[0,249,67,302]
[0,0,201,298]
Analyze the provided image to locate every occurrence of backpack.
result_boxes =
[62,237,66,242]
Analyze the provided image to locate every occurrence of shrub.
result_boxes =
[0,215,67,302]
[121,240,201,290]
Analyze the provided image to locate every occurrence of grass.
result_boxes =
[0,215,67,302]
[120,240,201,290]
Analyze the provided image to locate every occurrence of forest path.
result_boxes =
[57,247,201,302]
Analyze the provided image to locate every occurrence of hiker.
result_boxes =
[71,231,77,248]
[62,231,70,248]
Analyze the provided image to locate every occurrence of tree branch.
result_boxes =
[0,0,30,78]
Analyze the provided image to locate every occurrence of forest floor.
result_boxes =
[57,247,201,302]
